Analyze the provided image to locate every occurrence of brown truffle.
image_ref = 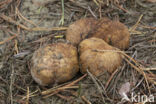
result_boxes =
[31,43,79,86]
[66,17,130,50]
[79,38,122,76]
[66,18,97,46]
[88,19,130,50]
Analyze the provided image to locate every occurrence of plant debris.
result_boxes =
[0,0,155,104]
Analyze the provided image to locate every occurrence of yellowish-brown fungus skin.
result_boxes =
[31,43,79,86]
[66,18,97,46]
[89,19,130,50]
[79,37,123,76]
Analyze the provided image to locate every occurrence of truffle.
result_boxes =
[66,18,97,46]
[31,42,79,86]
[88,19,130,50]
[79,37,123,76]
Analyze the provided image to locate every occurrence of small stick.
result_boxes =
[22,90,39,100]
[0,76,26,92]
[92,0,99,6]
[0,0,12,8]
[64,74,87,88]
[124,58,151,93]
[56,94,72,101]
[42,86,78,98]
[43,86,79,95]
[26,87,29,104]
[0,14,68,32]
[129,14,143,32]
[59,0,65,25]
[0,14,30,31]
[87,69,105,103]
[105,68,118,90]
[41,74,87,97]
[88,6,97,19]
[31,27,67,31]
[0,34,17,45]
[116,4,129,13]
[14,40,19,54]
[0,0,11,5]
[99,4,102,19]
[142,68,156,71]
[10,65,14,104]
[81,96,92,104]
[16,8,38,27]
[139,25,156,30]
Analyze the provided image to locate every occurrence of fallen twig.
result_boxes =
[0,14,67,32]
[87,69,106,103]
[16,8,38,27]
[0,34,17,45]
[81,95,92,104]
[116,4,129,13]
[56,93,72,101]
[41,74,87,98]
[0,0,12,9]
[129,14,143,33]
[0,14,30,31]
[104,68,118,90]
[139,25,156,30]
[26,87,29,104]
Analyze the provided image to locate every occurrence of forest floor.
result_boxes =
[0,0,156,104]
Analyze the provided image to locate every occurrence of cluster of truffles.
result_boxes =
[31,18,130,86]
